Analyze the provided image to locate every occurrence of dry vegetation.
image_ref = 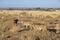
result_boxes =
[0,10,60,40]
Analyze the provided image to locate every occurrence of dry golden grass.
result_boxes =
[0,10,60,40]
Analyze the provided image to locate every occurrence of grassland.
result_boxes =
[0,10,60,40]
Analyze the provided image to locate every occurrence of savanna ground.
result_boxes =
[0,10,60,40]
